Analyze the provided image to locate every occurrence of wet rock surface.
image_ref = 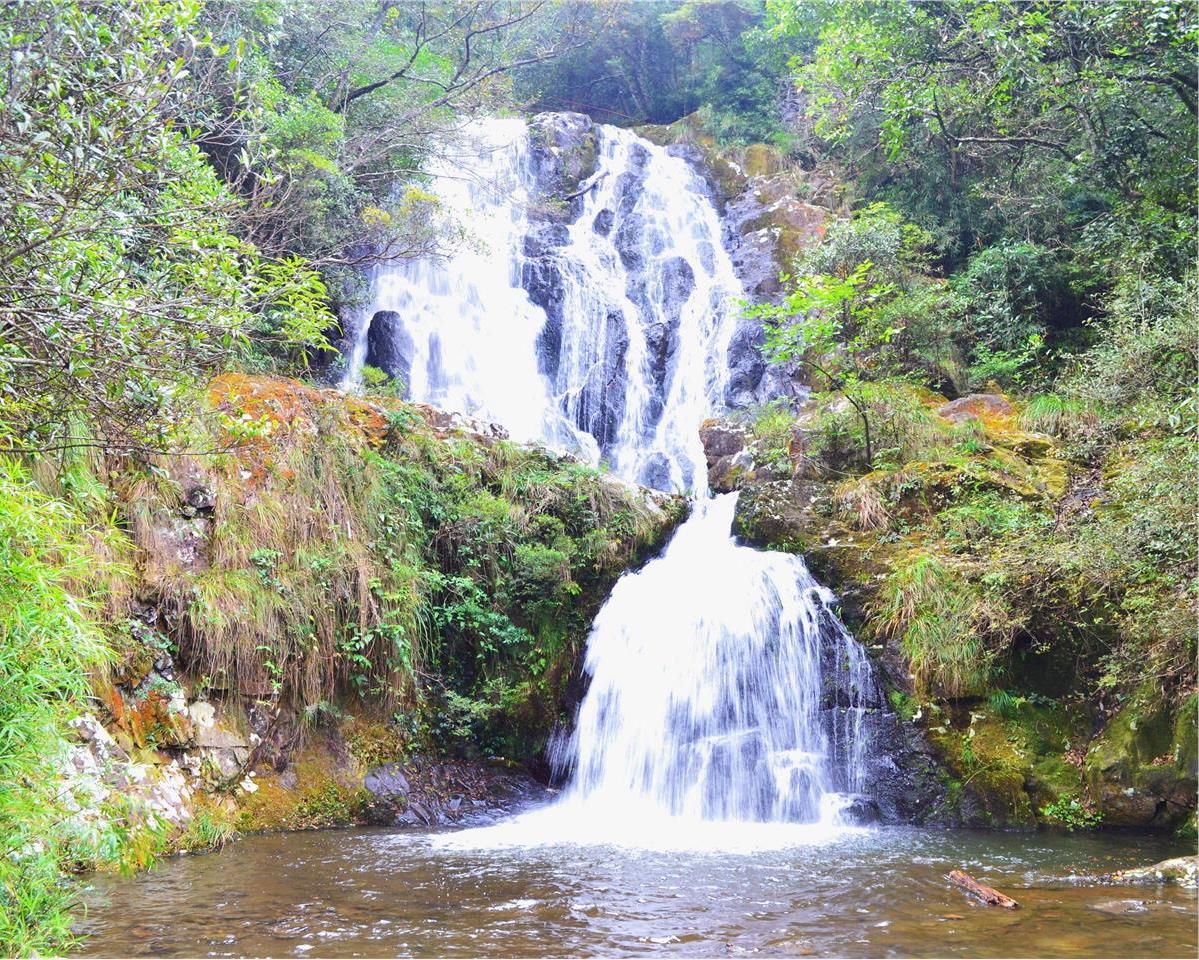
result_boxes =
[363,758,551,827]
[1111,855,1199,888]
[364,309,415,389]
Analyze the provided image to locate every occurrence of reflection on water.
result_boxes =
[75,822,1196,959]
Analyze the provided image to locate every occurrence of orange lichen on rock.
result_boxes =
[203,374,393,487]
[207,373,390,444]
[98,681,193,752]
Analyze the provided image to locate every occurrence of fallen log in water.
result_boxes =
[947,869,1020,909]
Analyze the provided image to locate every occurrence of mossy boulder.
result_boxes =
[1085,695,1198,828]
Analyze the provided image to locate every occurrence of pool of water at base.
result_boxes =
[75,822,1196,959]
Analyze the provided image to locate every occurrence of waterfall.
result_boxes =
[347,114,885,841]
[555,493,874,825]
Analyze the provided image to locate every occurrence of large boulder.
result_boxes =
[365,309,415,389]
[1084,696,1197,829]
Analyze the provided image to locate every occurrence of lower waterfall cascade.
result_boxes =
[344,113,895,839]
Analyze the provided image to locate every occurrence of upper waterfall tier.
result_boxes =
[343,114,745,495]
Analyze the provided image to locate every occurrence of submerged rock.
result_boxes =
[1111,856,1198,888]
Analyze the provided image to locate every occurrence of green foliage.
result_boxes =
[174,806,238,853]
[1041,794,1103,831]
[0,460,112,955]
[1018,393,1094,437]
[986,689,1025,721]
[518,0,801,144]
[888,689,918,723]
[874,552,1003,698]
[773,0,1196,270]
[1069,273,1197,426]
[359,364,406,399]
[749,204,952,468]
[0,0,338,451]
[291,782,368,828]
[953,242,1076,356]
[746,400,798,468]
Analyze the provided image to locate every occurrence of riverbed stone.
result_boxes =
[1111,855,1199,888]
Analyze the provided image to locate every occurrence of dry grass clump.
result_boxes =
[834,475,891,531]
[126,377,423,715]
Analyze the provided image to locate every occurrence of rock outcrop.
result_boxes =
[702,392,1198,833]
[54,373,687,855]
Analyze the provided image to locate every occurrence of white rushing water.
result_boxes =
[342,119,595,457]
[346,115,879,847]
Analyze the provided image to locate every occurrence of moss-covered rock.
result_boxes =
[1084,695,1197,828]
[720,388,1196,832]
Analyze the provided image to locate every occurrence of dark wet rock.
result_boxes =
[521,114,602,385]
[592,208,614,236]
[524,254,566,378]
[699,418,756,493]
[734,480,810,550]
[363,757,551,828]
[614,210,647,271]
[365,310,415,391]
[1083,696,1197,829]
[842,795,881,824]
[364,762,410,798]
[182,481,215,517]
[660,256,695,314]
[571,310,629,448]
[523,224,571,257]
[636,453,674,493]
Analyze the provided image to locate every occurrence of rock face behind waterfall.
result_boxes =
[637,114,839,409]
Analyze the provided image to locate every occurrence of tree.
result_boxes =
[745,202,963,468]
[768,0,1197,268]
[0,0,332,453]
[189,0,591,264]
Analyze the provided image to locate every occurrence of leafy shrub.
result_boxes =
[1041,794,1103,831]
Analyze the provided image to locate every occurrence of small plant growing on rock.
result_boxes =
[1041,795,1102,831]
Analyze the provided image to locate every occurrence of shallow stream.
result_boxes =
[77,823,1196,958]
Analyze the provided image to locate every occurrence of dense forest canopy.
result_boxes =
[0,1,1195,955]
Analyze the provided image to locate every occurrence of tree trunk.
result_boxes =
[947,870,1019,909]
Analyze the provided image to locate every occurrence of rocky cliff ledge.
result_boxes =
[701,393,1197,835]
[57,374,686,855]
